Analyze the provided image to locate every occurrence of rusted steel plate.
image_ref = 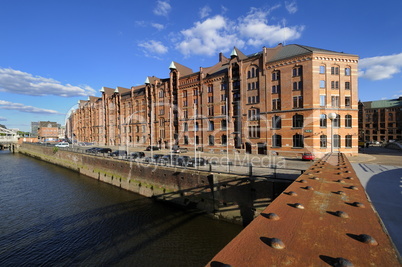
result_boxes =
[208,153,401,266]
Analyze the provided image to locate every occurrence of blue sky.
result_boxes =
[1,0,402,132]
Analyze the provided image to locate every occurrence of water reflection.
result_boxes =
[0,150,241,266]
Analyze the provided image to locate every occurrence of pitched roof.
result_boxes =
[100,87,115,95]
[115,86,131,94]
[230,47,248,60]
[268,44,356,62]
[170,61,193,76]
[363,97,402,109]
[88,96,100,103]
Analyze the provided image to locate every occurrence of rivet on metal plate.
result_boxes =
[269,238,286,249]
[352,202,365,208]
[335,211,349,218]
[359,234,379,246]
[335,257,354,267]
[266,213,280,220]
[294,203,305,209]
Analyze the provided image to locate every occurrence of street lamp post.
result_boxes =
[328,112,337,153]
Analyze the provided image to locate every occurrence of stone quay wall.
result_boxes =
[17,143,291,225]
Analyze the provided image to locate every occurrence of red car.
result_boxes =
[302,152,315,161]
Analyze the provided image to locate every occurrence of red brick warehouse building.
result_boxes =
[68,43,359,156]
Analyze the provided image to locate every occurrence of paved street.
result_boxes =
[348,146,402,255]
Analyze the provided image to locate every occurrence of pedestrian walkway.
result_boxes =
[352,163,402,255]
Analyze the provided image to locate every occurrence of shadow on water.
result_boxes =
[0,198,205,266]
[154,175,291,227]
[0,151,242,266]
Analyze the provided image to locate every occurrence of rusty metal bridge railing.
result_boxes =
[208,153,401,266]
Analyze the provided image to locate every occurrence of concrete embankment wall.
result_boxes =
[18,144,291,225]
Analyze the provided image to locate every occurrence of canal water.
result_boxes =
[0,150,242,266]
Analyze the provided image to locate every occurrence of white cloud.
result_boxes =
[359,53,402,80]
[392,91,402,98]
[0,116,6,121]
[151,23,165,30]
[285,1,298,14]
[0,68,96,97]
[199,5,211,18]
[176,15,244,57]
[237,8,303,47]
[0,100,62,115]
[153,0,171,17]
[139,40,169,55]
[175,7,303,57]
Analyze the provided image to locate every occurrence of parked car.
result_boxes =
[130,152,145,159]
[110,150,127,157]
[85,147,100,153]
[189,157,208,166]
[301,152,315,161]
[144,154,164,163]
[171,147,188,153]
[55,142,69,148]
[160,154,179,165]
[145,146,160,151]
[86,147,111,154]
[177,156,193,167]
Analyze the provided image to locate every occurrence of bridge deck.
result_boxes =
[208,153,401,266]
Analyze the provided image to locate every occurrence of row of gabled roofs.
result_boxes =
[78,44,353,107]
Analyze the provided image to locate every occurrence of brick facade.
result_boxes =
[68,44,359,156]
[358,97,402,143]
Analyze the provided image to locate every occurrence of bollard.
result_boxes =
[249,163,253,176]
[209,163,212,172]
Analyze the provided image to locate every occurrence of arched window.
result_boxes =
[293,114,304,128]
[333,114,341,128]
[221,119,227,130]
[209,135,214,146]
[334,134,340,148]
[320,135,327,148]
[272,134,282,147]
[272,70,280,81]
[272,115,281,129]
[345,135,352,148]
[184,135,189,145]
[293,134,304,148]
[320,114,327,127]
[208,121,214,131]
[319,65,326,74]
[293,66,302,77]
[221,135,227,145]
[345,115,352,128]
[331,65,340,75]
